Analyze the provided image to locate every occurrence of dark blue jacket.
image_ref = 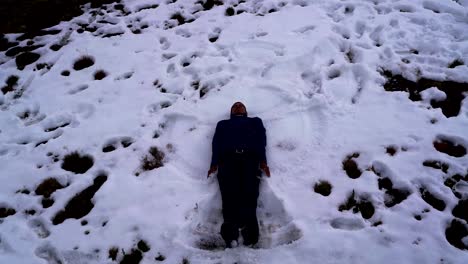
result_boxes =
[211,115,267,167]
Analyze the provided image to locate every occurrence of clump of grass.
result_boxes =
[73,55,95,71]
[61,152,94,174]
[141,147,165,171]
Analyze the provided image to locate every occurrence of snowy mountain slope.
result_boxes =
[1,0,468,263]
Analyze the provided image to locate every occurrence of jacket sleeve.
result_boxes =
[257,118,267,163]
[210,122,222,167]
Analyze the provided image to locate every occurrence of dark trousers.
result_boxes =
[217,152,260,246]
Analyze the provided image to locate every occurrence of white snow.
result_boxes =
[1,0,468,263]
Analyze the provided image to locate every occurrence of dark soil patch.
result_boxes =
[50,44,63,51]
[382,70,468,117]
[452,199,467,222]
[61,152,94,174]
[52,173,107,225]
[93,70,107,80]
[73,56,95,71]
[121,138,133,148]
[0,0,114,34]
[0,35,18,51]
[445,219,468,250]
[225,7,235,16]
[6,45,41,57]
[108,247,118,261]
[140,147,165,171]
[199,86,209,98]
[420,188,446,211]
[16,52,40,70]
[171,13,186,25]
[44,122,70,132]
[5,75,18,86]
[314,180,332,196]
[448,59,464,69]
[102,32,124,38]
[35,178,65,198]
[378,177,411,207]
[25,209,36,215]
[209,36,218,43]
[338,190,375,219]
[61,70,70,76]
[120,249,143,264]
[0,207,16,218]
[103,144,116,153]
[41,197,54,208]
[342,153,362,179]
[137,240,150,252]
[198,0,224,11]
[423,160,449,173]
[1,75,19,94]
[155,253,166,261]
[136,4,159,12]
[386,146,397,156]
[433,138,466,158]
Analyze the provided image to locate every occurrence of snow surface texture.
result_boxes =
[1,0,468,263]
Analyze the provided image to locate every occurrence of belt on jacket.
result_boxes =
[233,148,247,154]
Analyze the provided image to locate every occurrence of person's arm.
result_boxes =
[257,118,271,177]
[208,122,222,177]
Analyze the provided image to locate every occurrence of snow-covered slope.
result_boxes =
[1,0,468,263]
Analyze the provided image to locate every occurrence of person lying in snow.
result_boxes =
[207,102,271,248]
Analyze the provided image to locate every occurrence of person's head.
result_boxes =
[230,102,247,117]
